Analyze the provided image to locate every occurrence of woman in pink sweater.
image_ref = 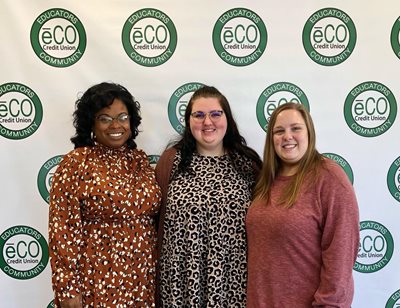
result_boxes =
[246,102,359,307]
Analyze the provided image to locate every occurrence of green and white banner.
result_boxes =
[1,1,399,307]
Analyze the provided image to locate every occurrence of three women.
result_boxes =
[49,84,359,307]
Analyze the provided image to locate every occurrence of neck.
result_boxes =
[279,164,298,176]
[196,145,225,157]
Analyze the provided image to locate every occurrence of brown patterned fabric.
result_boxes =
[49,144,161,307]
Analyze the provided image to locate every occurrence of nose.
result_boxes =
[283,130,292,140]
[203,113,213,124]
[109,118,122,128]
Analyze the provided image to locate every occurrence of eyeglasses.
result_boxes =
[190,110,224,122]
[96,113,130,125]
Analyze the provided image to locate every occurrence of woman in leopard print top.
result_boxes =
[155,86,261,307]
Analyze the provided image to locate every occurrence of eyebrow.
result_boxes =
[274,122,305,127]
[97,111,128,116]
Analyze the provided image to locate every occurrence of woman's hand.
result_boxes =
[60,295,82,308]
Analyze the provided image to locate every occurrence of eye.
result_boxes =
[209,110,224,119]
[191,111,206,119]
[97,115,112,124]
[273,129,284,135]
[118,114,130,122]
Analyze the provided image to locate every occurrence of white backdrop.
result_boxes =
[1,1,399,307]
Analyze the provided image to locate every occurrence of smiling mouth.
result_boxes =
[283,144,296,149]
[108,132,124,138]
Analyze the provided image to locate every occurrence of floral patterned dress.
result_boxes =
[49,144,161,307]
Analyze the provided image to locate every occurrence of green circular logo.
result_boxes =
[322,153,354,184]
[148,154,160,168]
[30,8,86,68]
[37,155,64,204]
[354,221,394,273]
[0,82,43,140]
[386,289,400,308]
[344,81,397,137]
[122,8,177,67]
[167,82,204,134]
[212,8,267,66]
[302,8,356,66]
[47,300,55,308]
[256,82,309,132]
[387,156,400,203]
[0,226,49,279]
[390,17,400,59]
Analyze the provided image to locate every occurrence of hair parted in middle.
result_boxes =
[253,102,324,207]
[171,85,262,176]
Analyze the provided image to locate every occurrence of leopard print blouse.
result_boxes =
[159,151,256,307]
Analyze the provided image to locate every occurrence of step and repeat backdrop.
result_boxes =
[1,1,399,307]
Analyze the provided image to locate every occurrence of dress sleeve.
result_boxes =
[48,151,84,303]
[313,161,360,307]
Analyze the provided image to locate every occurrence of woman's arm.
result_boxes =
[48,152,84,305]
[313,162,360,307]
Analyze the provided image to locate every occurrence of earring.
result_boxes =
[91,131,95,140]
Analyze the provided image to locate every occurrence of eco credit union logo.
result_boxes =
[213,8,267,66]
[303,8,356,66]
[122,8,177,67]
[168,82,204,134]
[0,82,43,140]
[354,221,394,273]
[322,153,354,184]
[0,225,49,279]
[391,16,400,60]
[31,8,86,67]
[387,156,400,203]
[37,155,64,204]
[344,81,397,137]
[386,288,400,308]
[256,82,309,132]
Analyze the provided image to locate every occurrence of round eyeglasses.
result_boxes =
[96,113,130,125]
[190,110,224,122]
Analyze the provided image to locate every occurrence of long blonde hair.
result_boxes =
[253,102,323,208]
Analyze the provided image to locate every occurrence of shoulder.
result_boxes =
[158,147,178,164]
[59,146,92,165]
[232,150,261,175]
[155,147,177,175]
[131,148,149,161]
[317,158,353,190]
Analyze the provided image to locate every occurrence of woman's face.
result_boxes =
[272,109,309,175]
[189,97,227,156]
[93,99,131,148]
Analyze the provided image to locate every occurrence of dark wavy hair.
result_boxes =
[172,85,262,174]
[70,82,141,149]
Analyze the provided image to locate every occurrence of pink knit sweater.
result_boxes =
[246,159,359,308]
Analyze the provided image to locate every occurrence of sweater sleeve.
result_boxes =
[154,147,176,308]
[313,160,360,307]
[48,150,84,303]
